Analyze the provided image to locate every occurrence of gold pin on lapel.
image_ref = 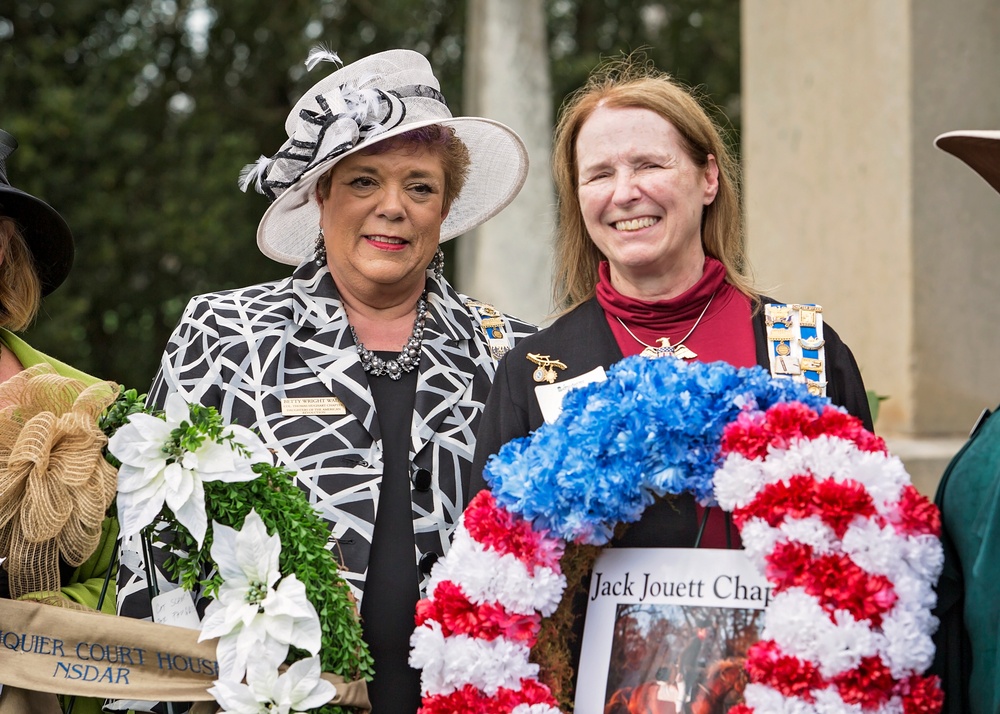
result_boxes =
[527,353,567,384]
[806,378,827,396]
[800,357,824,373]
[794,304,822,328]
[765,305,792,325]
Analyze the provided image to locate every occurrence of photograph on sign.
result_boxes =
[575,548,770,714]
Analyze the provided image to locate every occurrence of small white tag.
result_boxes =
[281,396,347,416]
[151,587,201,630]
[534,366,608,424]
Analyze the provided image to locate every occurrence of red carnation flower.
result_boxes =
[736,475,815,529]
[419,679,558,714]
[813,406,887,453]
[721,409,772,460]
[433,581,489,637]
[897,673,944,714]
[888,485,942,538]
[414,595,442,627]
[761,402,818,451]
[832,656,894,708]
[746,640,820,699]
[805,554,897,626]
[495,608,542,643]
[464,490,564,570]
[765,541,814,591]
[738,475,876,538]
[764,545,898,625]
[814,478,876,538]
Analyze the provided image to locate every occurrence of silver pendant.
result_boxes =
[639,338,697,360]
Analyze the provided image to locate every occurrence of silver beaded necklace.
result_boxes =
[350,292,428,380]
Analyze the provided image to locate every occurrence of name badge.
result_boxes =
[281,397,347,416]
[535,366,608,424]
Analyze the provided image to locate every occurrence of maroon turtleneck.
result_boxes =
[596,257,756,366]
[596,256,756,547]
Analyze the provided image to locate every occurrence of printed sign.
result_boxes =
[575,548,768,714]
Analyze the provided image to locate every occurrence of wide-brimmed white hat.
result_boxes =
[242,48,529,265]
[935,130,1000,196]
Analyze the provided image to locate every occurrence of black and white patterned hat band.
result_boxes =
[240,83,449,200]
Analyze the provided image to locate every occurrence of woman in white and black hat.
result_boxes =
[930,129,1000,714]
[0,129,120,714]
[115,49,534,712]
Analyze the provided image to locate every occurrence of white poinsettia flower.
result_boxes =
[109,393,273,547]
[208,656,337,714]
[199,511,323,681]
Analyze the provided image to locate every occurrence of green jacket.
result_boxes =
[2,328,119,714]
[932,404,1000,714]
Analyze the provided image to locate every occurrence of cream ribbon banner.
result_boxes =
[0,599,370,710]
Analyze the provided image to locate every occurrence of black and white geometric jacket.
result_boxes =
[116,258,535,609]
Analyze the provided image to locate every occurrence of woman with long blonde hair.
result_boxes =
[471,56,872,701]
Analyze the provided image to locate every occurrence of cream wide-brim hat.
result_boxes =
[934,130,1000,196]
[248,49,529,266]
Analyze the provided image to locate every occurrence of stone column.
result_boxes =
[742,0,1000,494]
[457,0,555,326]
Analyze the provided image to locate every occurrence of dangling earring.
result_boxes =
[314,227,327,267]
[429,247,444,279]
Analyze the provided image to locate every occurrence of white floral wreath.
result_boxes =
[410,357,945,714]
[110,394,364,712]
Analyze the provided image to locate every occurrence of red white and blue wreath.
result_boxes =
[410,356,945,714]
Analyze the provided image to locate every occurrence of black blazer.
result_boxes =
[469,295,875,693]
[473,295,873,488]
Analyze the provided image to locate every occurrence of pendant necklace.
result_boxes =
[350,292,428,380]
[615,291,716,360]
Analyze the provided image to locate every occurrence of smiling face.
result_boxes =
[575,105,719,299]
[317,144,448,307]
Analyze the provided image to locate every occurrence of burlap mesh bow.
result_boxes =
[0,364,119,600]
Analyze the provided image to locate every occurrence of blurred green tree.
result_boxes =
[548,0,741,140]
[0,0,737,390]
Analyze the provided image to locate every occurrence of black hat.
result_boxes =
[0,129,75,295]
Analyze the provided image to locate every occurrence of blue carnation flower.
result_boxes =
[484,357,832,545]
